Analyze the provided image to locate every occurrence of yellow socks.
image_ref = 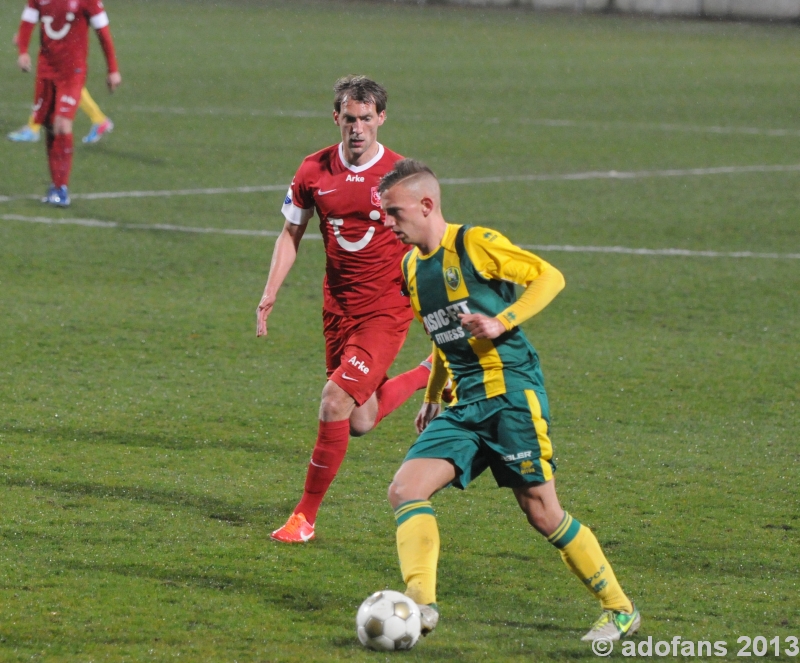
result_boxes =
[395,501,439,606]
[27,115,41,132]
[79,87,107,124]
[548,512,633,613]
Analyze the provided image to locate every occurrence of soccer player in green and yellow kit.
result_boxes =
[378,158,641,643]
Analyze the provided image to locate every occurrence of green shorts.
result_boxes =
[404,389,556,489]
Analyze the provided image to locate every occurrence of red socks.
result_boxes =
[47,132,74,187]
[294,363,432,525]
[373,363,431,425]
[295,419,350,525]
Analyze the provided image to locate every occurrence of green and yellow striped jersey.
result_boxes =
[401,224,558,405]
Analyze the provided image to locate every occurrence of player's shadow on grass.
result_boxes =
[484,550,536,563]
[3,423,266,453]
[1,474,286,526]
[81,144,167,166]
[58,558,343,614]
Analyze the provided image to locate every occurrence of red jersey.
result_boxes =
[282,143,410,316]
[21,0,109,80]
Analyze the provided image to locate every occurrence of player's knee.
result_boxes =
[387,480,404,509]
[53,118,73,135]
[349,422,371,438]
[319,386,355,421]
[515,494,551,535]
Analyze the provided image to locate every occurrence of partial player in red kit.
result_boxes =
[257,76,433,543]
[14,0,121,207]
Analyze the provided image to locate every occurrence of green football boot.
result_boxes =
[581,604,641,642]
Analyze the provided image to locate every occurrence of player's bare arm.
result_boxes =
[256,221,306,337]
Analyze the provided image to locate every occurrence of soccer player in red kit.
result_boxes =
[14,0,121,207]
[257,76,432,543]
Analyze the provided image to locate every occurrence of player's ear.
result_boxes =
[420,196,434,216]
[333,110,340,125]
[376,110,386,126]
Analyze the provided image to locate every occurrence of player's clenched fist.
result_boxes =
[107,71,121,92]
[459,313,506,340]
[17,52,31,72]
[415,402,441,434]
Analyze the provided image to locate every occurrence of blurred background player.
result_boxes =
[14,0,121,207]
[379,158,641,642]
[8,34,113,144]
[8,88,114,144]
[257,76,433,544]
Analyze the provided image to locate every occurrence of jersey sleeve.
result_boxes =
[464,227,551,285]
[401,252,424,323]
[423,345,450,404]
[17,2,38,54]
[464,227,565,330]
[21,0,39,24]
[280,163,315,226]
[81,0,108,26]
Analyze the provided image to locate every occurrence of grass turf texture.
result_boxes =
[1,0,799,660]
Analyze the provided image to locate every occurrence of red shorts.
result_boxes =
[32,76,85,125]
[324,305,414,406]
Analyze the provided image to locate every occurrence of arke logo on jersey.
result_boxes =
[444,266,462,291]
[345,174,364,183]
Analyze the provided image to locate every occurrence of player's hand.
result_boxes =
[107,71,121,92]
[17,53,31,73]
[415,402,441,434]
[256,294,276,337]
[459,313,506,340]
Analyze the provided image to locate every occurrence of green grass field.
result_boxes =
[1,1,799,660]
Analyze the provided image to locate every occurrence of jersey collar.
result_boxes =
[338,142,385,174]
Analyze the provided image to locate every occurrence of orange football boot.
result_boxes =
[270,512,315,543]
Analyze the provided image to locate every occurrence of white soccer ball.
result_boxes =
[356,590,422,651]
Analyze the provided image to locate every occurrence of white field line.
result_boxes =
[0,184,288,204]
[2,101,799,137]
[0,213,320,239]
[518,243,800,260]
[515,117,800,138]
[2,163,799,204]
[439,163,800,185]
[116,107,800,137]
[2,213,797,259]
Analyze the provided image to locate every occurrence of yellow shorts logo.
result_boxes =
[520,460,536,475]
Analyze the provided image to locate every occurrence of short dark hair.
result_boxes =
[333,75,388,114]
[379,158,437,194]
